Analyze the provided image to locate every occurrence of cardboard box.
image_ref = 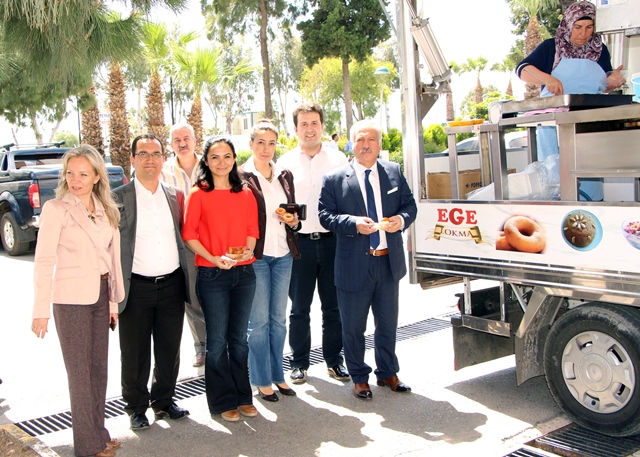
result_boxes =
[428,169,514,200]
[427,169,482,200]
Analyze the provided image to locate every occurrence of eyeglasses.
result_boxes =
[136,152,164,159]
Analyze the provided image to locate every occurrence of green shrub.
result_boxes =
[382,128,402,154]
[388,150,404,172]
[236,150,252,166]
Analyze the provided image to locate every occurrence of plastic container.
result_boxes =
[632,72,640,102]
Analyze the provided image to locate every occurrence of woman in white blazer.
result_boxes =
[31,145,124,457]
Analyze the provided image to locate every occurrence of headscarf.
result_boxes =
[553,1,603,70]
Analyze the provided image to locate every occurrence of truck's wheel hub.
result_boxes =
[563,330,634,414]
[2,219,14,249]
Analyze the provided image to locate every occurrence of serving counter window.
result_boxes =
[425,98,640,203]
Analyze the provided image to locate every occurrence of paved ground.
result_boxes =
[0,247,568,457]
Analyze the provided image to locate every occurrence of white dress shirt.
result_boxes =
[243,156,289,257]
[352,160,387,250]
[277,145,347,234]
[132,179,180,276]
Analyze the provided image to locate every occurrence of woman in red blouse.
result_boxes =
[183,136,259,422]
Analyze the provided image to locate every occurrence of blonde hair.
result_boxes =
[56,145,121,228]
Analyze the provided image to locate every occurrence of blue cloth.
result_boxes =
[536,57,606,201]
[288,235,344,369]
[344,140,353,153]
[540,58,606,97]
[516,38,612,82]
[365,169,380,249]
[197,265,256,414]
[248,253,293,387]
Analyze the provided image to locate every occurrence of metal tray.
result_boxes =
[501,94,634,116]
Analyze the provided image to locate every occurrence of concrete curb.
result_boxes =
[0,424,60,457]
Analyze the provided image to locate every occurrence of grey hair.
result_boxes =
[350,119,382,147]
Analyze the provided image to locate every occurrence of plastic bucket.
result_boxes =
[632,72,640,102]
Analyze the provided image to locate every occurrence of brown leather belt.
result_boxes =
[100,273,109,281]
[369,248,388,256]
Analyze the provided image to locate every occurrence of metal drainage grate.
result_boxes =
[15,316,450,437]
[504,424,640,457]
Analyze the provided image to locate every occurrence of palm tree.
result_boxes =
[80,86,105,157]
[141,22,170,144]
[491,58,517,97]
[108,62,132,177]
[456,57,489,104]
[217,48,260,134]
[511,0,560,98]
[448,61,464,120]
[174,46,222,151]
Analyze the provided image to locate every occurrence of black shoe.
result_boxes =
[154,403,190,420]
[290,367,307,384]
[275,384,297,396]
[327,364,350,381]
[130,412,150,430]
[257,388,279,402]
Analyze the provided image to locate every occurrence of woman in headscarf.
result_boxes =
[516,1,625,96]
[516,1,626,201]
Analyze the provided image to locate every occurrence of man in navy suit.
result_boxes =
[319,119,417,400]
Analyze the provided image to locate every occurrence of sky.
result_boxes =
[3,0,526,143]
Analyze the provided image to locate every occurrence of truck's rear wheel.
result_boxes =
[544,304,640,436]
[1,212,29,256]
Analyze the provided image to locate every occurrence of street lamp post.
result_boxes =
[373,66,390,133]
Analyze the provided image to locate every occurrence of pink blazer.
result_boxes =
[32,193,125,319]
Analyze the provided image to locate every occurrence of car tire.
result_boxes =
[1,212,29,256]
[544,303,640,437]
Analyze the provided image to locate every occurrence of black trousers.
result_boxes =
[119,271,185,414]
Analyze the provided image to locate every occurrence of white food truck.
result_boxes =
[393,0,640,437]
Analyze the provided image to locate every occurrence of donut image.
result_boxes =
[282,213,294,223]
[563,211,596,248]
[496,232,515,251]
[275,207,286,216]
[501,215,546,253]
[377,217,391,229]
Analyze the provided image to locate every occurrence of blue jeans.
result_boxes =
[248,253,293,387]
[196,265,256,415]
[288,235,344,369]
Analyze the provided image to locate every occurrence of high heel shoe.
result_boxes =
[257,387,279,402]
[275,383,297,396]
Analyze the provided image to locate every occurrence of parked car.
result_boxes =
[0,143,127,255]
[440,131,528,155]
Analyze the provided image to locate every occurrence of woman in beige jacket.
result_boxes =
[31,145,125,457]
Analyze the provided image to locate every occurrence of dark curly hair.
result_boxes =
[195,136,243,193]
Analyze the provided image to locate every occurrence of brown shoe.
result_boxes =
[94,448,115,457]
[192,352,205,367]
[106,439,121,449]
[353,382,372,400]
[220,409,240,422]
[376,375,411,392]
[238,404,258,417]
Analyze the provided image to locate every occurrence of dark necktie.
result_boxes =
[365,169,380,249]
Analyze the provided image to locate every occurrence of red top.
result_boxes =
[183,187,259,268]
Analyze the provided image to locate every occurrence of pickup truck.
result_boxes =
[0,143,127,256]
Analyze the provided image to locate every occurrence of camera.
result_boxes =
[279,203,307,221]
